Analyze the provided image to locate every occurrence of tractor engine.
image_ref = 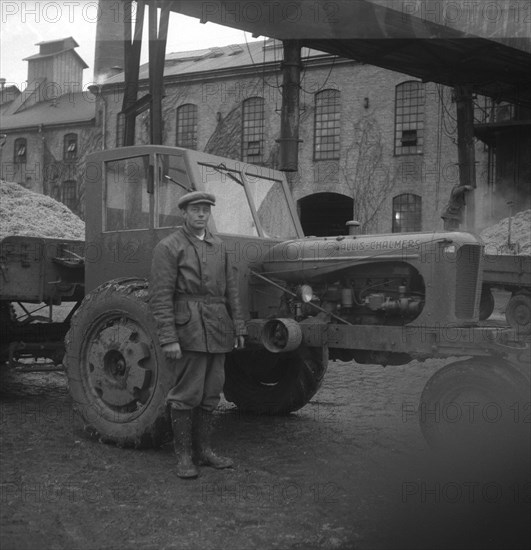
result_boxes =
[249,231,483,364]
[286,260,425,326]
[254,231,483,333]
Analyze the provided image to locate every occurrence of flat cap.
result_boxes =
[178,191,216,209]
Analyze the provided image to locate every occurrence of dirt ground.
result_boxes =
[1,291,529,550]
[1,354,529,550]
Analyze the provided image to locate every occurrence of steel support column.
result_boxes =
[148,1,170,145]
[278,40,302,172]
[122,0,145,146]
[454,84,477,230]
[120,0,169,146]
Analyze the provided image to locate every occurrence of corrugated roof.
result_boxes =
[35,37,79,47]
[0,92,96,130]
[166,48,213,61]
[23,48,89,69]
[102,39,335,86]
[23,36,88,69]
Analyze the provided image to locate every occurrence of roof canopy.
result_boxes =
[165,0,531,105]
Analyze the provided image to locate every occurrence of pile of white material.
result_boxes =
[0,181,85,241]
[479,209,531,255]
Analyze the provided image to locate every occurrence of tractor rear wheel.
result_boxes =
[223,346,328,415]
[419,357,529,457]
[64,278,173,448]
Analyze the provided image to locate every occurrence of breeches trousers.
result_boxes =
[166,351,225,412]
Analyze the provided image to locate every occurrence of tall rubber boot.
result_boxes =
[193,409,234,469]
[170,407,199,479]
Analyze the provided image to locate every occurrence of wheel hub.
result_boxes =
[86,318,152,408]
[104,349,127,377]
[513,303,530,325]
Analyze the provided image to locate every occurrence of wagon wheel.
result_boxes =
[223,346,328,415]
[505,291,531,335]
[478,286,495,321]
[65,278,173,448]
[419,357,529,457]
[0,301,18,362]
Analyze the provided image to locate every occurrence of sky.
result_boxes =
[0,1,261,89]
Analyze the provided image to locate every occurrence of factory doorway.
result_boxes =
[298,193,353,237]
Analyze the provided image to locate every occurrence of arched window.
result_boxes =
[392,193,422,232]
[14,138,27,163]
[176,104,198,149]
[314,89,340,160]
[62,180,77,211]
[63,133,78,160]
[394,81,425,155]
[242,97,264,163]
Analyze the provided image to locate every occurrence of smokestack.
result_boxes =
[94,0,125,83]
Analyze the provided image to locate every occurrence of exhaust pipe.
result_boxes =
[346,220,361,235]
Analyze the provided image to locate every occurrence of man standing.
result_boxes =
[149,191,245,478]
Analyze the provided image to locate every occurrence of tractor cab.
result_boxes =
[85,146,303,293]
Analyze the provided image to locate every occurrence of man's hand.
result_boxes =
[234,335,245,349]
[162,342,182,360]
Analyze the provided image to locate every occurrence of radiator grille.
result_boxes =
[455,245,481,319]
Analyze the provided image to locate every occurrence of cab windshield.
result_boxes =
[198,163,298,239]
[244,171,298,239]
[198,163,258,236]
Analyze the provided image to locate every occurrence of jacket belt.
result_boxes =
[175,294,226,304]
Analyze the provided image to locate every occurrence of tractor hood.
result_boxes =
[260,231,482,282]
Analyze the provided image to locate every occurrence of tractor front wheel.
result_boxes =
[223,346,328,415]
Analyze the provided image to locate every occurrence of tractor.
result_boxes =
[3,145,527,451]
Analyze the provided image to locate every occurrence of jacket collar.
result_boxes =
[181,223,218,245]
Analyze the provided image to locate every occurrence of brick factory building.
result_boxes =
[96,38,498,235]
[3,34,528,233]
[0,37,98,218]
